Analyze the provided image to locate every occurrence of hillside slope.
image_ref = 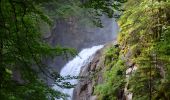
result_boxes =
[75,0,170,100]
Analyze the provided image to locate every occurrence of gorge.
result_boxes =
[50,14,119,100]
[1,0,170,100]
[45,16,119,72]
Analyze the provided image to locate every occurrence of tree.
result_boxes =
[0,0,125,99]
[117,0,170,99]
[0,0,77,99]
[83,0,127,27]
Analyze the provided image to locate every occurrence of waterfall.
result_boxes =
[53,45,104,100]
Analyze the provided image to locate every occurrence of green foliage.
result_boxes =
[95,45,126,100]
[0,0,126,99]
[42,0,84,19]
[0,0,77,99]
[117,0,170,99]
[82,0,126,27]
[83,0,127,18]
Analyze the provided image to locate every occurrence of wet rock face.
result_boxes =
[46,16,119,71]
[73,45,106,100]
[49,16,118,50]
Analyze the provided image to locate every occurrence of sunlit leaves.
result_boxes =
[118,0,170,99]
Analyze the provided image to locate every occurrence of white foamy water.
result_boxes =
[53,45,104,100]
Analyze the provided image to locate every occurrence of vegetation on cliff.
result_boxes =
[95,45,126,100]
[95,0,170,99]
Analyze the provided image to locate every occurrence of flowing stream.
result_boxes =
[53,45,104,100]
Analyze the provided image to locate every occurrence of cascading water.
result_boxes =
[53,45,104,100]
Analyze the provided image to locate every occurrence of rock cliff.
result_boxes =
[73,44,112,100]
[45,16,118,71]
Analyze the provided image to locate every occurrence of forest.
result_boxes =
[0,0,170,100]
